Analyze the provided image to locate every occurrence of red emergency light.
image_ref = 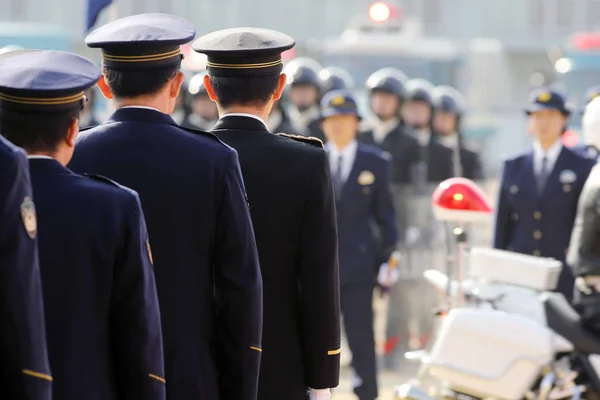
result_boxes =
[562,129,580,148]
[432,178,493,223]
[571,32,600,51]
[369,3,391,21]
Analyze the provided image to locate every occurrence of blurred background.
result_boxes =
[3,0,600,176]
[3,1,600,397]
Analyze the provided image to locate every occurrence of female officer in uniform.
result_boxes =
[494,87,595,300]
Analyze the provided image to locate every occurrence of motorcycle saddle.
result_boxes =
[544,292,600,354]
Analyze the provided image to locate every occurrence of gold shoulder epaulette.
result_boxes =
[276,133,324,148]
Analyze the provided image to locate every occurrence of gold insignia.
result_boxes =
[358,170,375,185]
[146,235,153,265]
[563,184,572,193]
[509,185,519,194]
[537,92,552,103]
[331,96,346,106]
[592,92,600,100]
[20,196,37,240]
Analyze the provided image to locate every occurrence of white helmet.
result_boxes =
[582,96,600,150]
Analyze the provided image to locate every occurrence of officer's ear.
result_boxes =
[273,73,287,101]
[204,75,218,102]
[65,117,79,148]
[169,72,185,99]
[97,76,113,100]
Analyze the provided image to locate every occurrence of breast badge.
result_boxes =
[559,169,576,184]
[358,170,375,185]
[509,185,519,194]
[20,196,37,240]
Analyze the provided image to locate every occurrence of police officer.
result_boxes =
[181,70,219,130]
[494,87,595,300]
[194,27,340,400]
[306,66,356,141]
[69,14,263,400]
[320,89,398,400]
[359,68,421,185]
[0,49,165,400]
[283,57,322,136]
[432,85,484,180]
[0,121,52,399]
[568,96,600,333]
[402,78,454,182]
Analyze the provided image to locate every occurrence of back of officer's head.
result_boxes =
[84,13,196,112]
[583,97,600,150]
[0,50,99,165]
[205,74,284,110]
[192,27,295,114]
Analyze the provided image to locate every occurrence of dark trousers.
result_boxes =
[341,284,378,400]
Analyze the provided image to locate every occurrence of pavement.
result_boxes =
[333,365,418,400]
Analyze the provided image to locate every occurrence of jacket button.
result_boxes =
[511,213,518,221]
[533,230,543,240]
[533,250,541,257]
[533,211,542,220]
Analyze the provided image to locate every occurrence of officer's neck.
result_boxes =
[26,149,70,166]
[537,137,560,151]
[114,94,174,115]
[218,104,273,125]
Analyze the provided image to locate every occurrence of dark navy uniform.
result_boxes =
[321,91,397,400]
[494,88,595,299]
[0,49,165,400]
[0,136,52,400]
[432,85,483,180]
[358,68,421,185]
[71,15,263,400]
[405,79,454,183]
[193,28,340,400]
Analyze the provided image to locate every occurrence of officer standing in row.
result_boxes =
[403,78,454,183]
[284,57,322,136]
[0,50,51,398]
[568,96,600,334]
[181,70,219,130]
[320,89,398,400]
[432,85,484,180]
[0,49,165,400]
[194,27,341,400]
[267,98,296,134]
[359,68,420,185]
[494,88,595,300]
[69,13,263,400]
[319,66,355,95]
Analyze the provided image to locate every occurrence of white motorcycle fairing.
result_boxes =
[424,308,556,400]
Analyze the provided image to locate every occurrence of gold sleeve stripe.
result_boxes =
[206,59,282,70]
[250,346,262,352]
[22,369,53,382]
[327,348,341,356]
[149,373,166,384]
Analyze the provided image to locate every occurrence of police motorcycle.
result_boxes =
[395,178,600,400]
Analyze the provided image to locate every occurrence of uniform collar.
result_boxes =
[106,107,178,126]
[221,113,268,130]
[533,139,563,163]
[212,114,270,132]
[326,140,358,159]
[27,155,54,160]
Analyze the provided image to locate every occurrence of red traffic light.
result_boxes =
[432,178,493,223]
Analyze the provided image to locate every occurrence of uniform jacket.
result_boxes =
[494,146,595,296]
[332,143,398,286]
[212,115,340,400]
[307,117,325,142]
[0,138,52,400]
[68,108,263,400]
[568,163,600,277]
[458,144,484,180]
[422,133,455,183]
[29,158,164,400]
[358,124,421,185]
